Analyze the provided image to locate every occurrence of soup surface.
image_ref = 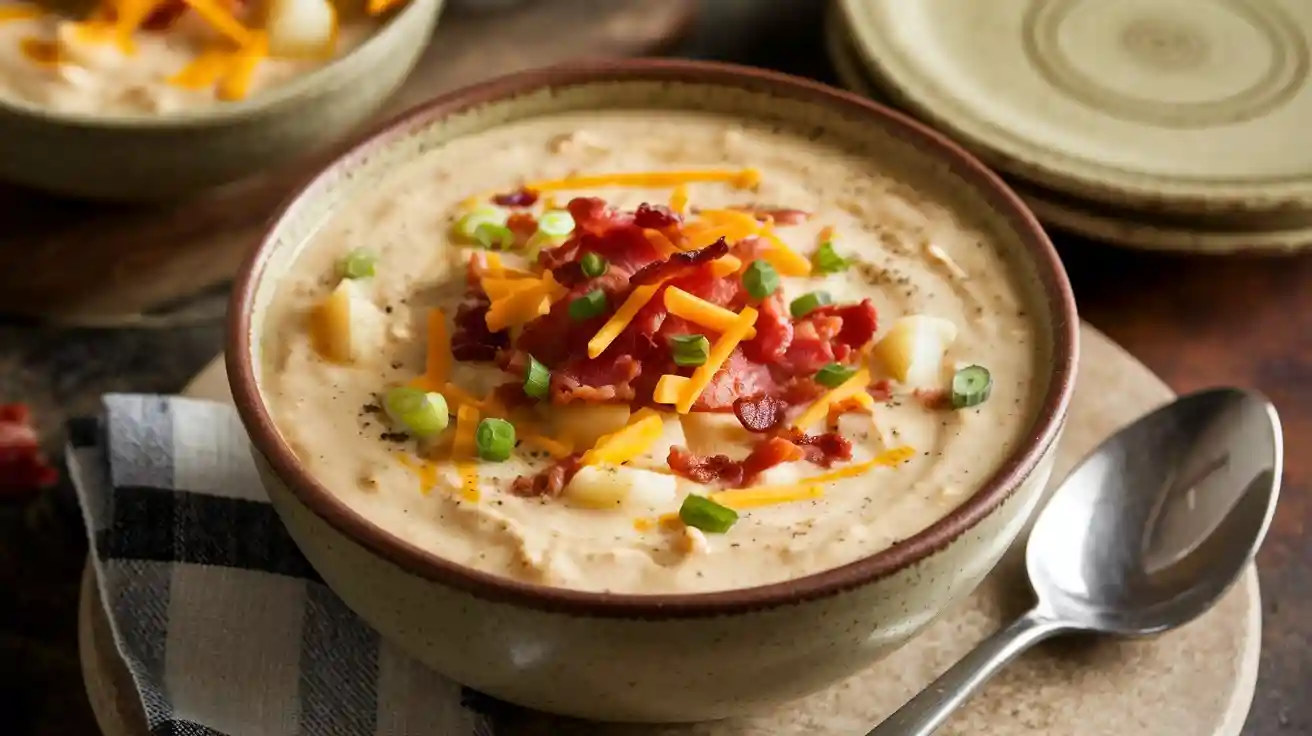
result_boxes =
[263,110,1045,594]
[0,0,383,114]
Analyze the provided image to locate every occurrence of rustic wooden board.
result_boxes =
[0,0,696,323]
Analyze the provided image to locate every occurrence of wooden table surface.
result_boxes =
[1060,243,1311,735]
[0,1,1307,734]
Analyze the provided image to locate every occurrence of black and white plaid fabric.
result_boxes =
[67,394,499,736]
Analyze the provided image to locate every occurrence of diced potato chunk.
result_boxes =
[678,412,755,460]
[563,465,678,510]
[548,404,631,450]
[873,315,958,388]
[310,279,385,364]
[629,413,687,471]
[267,0,337,58]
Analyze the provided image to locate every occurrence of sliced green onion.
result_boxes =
[453,207,509,242]
[524,355,550,400]
[951,365,993,409]
[474,222,515,250]
[679,494,739,533]
[336,247,378,279]
[815,363,857,388]
[811,241,850,274]
[742,260,780,299]
[475,418,516,461]
[669,334,710,367]
[789,290,833,318]
[580,252,608,278]
[382,386,449,439]
[568,289,608,321]
[537,210,576,238]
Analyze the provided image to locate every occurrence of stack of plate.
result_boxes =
[826,0,1312,253]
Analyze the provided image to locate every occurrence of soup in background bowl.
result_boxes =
[228,60,1078,723]
[0,0,441,200]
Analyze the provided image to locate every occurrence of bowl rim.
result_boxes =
[0,0,440,129]
[227,58,1079,619]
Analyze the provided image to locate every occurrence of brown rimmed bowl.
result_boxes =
[226,59,1079,723]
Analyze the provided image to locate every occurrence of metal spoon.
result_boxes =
[867,387,1282,736]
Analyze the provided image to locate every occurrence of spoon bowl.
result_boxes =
[870,387,1282,736]
[1028,387,1282,635]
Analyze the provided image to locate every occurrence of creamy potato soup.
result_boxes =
[263,111,1044,594]
[0,0,384,114]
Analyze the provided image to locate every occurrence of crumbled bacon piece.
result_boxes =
[629,238,729,286]
[778,427,853,468]
[451,292,508,362]
[0,404,57,496]
[732,395,786,433]
[493,187,539,208]
[808,299,879,352]
[732,206,811,226]
[868,379,895,402]
[778,298,879,375]
[552,355,641,403]
[694,349,781,411]
[568,197,630,236]
[633,203,680,230]
[742,295,792,364]
[667,437,803,488]
[666,447,742,485]
[913,388,950,410]
[511,454,583,497]
[506,212,538,247]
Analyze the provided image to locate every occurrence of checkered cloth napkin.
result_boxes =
[67,394,499,736]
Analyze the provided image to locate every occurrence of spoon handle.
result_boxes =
[865,608,1071,736]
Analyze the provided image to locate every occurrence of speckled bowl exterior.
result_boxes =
[0,0,442,202]
[227,61,1079,723]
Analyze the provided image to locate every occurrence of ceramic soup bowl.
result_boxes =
[227,60,1078,723]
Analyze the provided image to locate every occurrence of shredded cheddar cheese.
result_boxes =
[438,382,483,413]
[705,446,917,511]
[452,404,480,461]
[792,368,872,430]
[486,282,552,332]
[216,32,266,101]
[810,446,917,483]
[0,4,42,23]
[653,374,690,405]
[710,483,824,509]
[519,432,574,459]
[168,47,231,89]
[586,283,659,359]
[663,287,757,339]
[758,223,813,277]
[481,276,540,300]
[675,306,757,413]
[181,0,255,46]
[367,0,405,14]
[524,168,760,193]
[484,252,504,277]
[456,462,480,501]
[643,229,679,257]
[669,184,689,214]
[580,414,664,466]
[419,308,451,389]
[708,255,743,277]
[827,393,875,428]
[18,37,60,66]
[395,453,438,494]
